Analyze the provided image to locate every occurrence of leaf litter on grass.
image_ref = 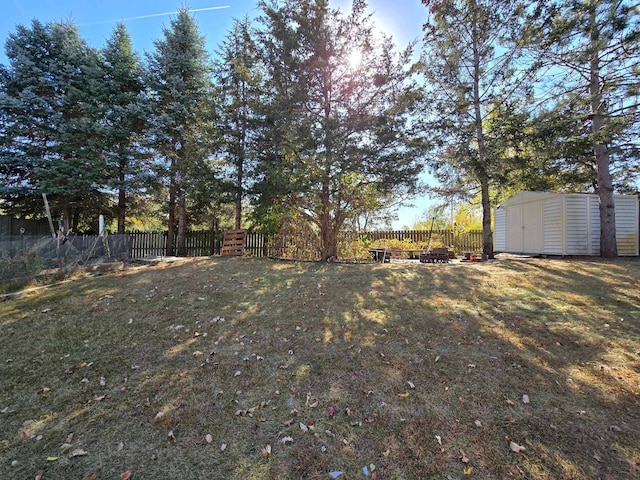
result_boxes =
[0,257,639,479]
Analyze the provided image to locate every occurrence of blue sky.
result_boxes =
[1,0,433,228]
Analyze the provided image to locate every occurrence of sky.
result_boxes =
[0,0,434,229]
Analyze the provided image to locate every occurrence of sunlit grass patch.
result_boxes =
[0,256,638,479]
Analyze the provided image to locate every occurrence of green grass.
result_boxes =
[1,256,639,479]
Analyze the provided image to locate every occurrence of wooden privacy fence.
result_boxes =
[126,229,483,260]
[128,231,268,259]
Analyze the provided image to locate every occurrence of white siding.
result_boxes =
[589,196,600,256]
[494,208,506,251]
[501,191,639,256]
[543,197,563,254]
[564,196,589,255]
[615,197,640,256]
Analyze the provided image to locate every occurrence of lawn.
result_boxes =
[0,256,639,480]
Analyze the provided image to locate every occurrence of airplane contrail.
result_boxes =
[80,6,231,26]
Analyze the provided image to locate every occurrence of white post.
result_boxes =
[99,214,105,237]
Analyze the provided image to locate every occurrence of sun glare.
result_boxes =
[348,50,362,69]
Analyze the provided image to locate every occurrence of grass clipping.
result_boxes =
[0,256,639,479]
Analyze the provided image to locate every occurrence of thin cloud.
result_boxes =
[80,6,231,26]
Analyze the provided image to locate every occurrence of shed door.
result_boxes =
[506,205,524,253]
[523,201,543,254]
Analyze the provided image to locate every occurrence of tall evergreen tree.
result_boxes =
[145,8,218,255]
[0,20,106,229]
[421,0,524,259]
[255,0,424,261]
[525,0,640,257]
[214,17,262,230]
[102,23,146,234]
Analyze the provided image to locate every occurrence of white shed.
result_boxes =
[494,191,639,256]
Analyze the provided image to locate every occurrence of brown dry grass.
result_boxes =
[0,256,639,480]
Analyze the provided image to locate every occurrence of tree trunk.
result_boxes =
[117,161,126,234]
[320,217,338,261]
[319,182,337,261]
[235,157,243,230]
[589,7,617,257]
[472,3,493,259]
[177,196,187,256]
[167,172,176,256]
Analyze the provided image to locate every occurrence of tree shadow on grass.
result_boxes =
[0,256,638,479]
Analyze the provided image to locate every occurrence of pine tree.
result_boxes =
[421,0,524,258]
[145,8,218,255]
[525,0,640,257]
[0,20,107,229]
[102,23,146,234]
[214,17,262,230]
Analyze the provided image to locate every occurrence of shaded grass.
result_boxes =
[0,256,639,479]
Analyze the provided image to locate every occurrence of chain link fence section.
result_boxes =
[0,234,131,292]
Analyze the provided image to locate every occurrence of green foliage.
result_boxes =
[101,23,148,234]
[0,20,108,228]
[145,8,221,254]
[253,0,426,260]
[421,0,525,257]
[214,17,263,229]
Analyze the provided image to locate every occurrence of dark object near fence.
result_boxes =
[419,247,450,263]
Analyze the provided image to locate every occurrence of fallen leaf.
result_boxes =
[193,351,204,358]
[35,472,44,480]
[435,435,442,445]
[167,430,176,442]
[117,442,124,451]
[64,368,73,375]
[593,451,602,462]
[42,387,51,395]
[220,444,227,451]
[407,381,415,389]
[397,391,410,398]
[205,434,213,444]
[60,443,73,453]
[65,433,74,443]
[120,470,132,480]
[46,456,59,461]
[261,444,271,457]
[506,399,515,406]
[328,406,336,418]
[299,422,309,433]
[328,472,343,479]
[283,418,294,426]
[234,370,241,377]
[464,466,473,475]
[280,436,293,444]
[460,449,470,463]
[100,377,106,386]
[522,394,530,404]
[68,449,89,458]
[510,441,526,453]
[474,420,482,428]
[435,355,440,363]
